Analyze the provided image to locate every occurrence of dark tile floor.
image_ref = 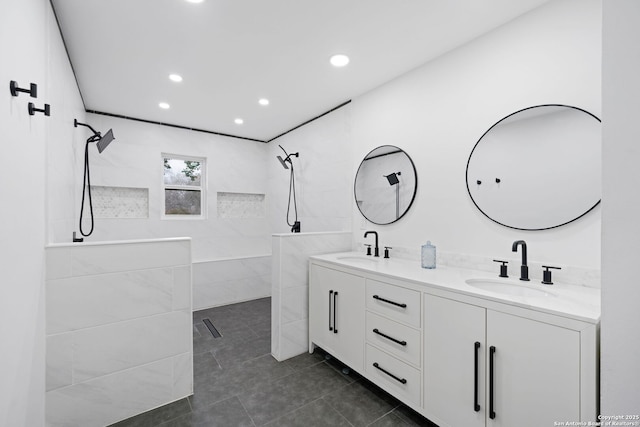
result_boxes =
[111,297,438,427]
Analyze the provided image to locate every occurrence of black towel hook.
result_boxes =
[28,102,50,117]
[10,80,38,98]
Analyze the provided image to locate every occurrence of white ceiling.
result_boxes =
[51,0,550,142]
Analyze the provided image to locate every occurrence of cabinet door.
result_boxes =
[309,264,365,371]
[424,295,486,427]
[487,311,580,427]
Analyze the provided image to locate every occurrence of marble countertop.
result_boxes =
[309,252,601,324]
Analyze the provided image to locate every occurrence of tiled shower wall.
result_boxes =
[45,238,193,427]
[192,255,271,310]
[271,232,352,361]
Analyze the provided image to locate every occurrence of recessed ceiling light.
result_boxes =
[330,54,350,67]
[159,102,170,109]
[185,0,204,3]
[169,74,183,82]
[258,98,270,106]
[234,118,244,125]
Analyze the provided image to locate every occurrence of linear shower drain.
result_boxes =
[202,318,222,338]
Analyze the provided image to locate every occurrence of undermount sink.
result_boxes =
[335,255,380,264]
[465,278,556,298]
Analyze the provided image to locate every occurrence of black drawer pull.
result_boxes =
[372,294,407,308]
[373,328,407,346]
[373,362,407,384]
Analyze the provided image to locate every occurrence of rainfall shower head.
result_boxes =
[277,155,289,169]
[384,172,401,186]
[97,129,115,153]
[74,119,116,153]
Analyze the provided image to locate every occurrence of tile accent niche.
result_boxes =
[92,185,149,218]
[217,192,265,218]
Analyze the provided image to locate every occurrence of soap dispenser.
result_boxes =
[421,241,436,269]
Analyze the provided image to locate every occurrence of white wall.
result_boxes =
[267,105,353,234]
[350,0,602,271]
[75,114,271,261]
[0,0,84,425]
[46,239,192,427]
[601,0,640,415]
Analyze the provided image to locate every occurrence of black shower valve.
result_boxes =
[10,80,37,98]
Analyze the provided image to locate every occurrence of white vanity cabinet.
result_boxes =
[424,294,595,427]
[308,254,599,427]
[308,264,365,371]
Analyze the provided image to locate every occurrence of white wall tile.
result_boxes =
[172,352,193,400]
[193,278,236,310]
[271,287,281,358]
[271,233,351,360]
[72,310,191,382]
[281,286,309,323]
[69,240,190,276]
[279,320,309,360]
[45,247,72,280]
[172,266,192,310]
[192,257,271,309]
[46,240,193,426]
[47,268,174,334]
[46,334,73,391]
[46,358,174,427]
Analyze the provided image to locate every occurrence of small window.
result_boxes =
[162,154,206,218]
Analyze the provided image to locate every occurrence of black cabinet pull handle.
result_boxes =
[333,291,338,334]
[373,328,407,346]
[372,294,407,308]
[373,362,407,384]
[489,346,496,419]
[474,341,481,412]
[329,290,333,331]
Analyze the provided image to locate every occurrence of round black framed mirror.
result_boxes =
[354,145,418,225]
[466,104,601,230]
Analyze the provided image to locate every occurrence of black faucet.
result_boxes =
[512,240,529,281]
[364,231,379,257]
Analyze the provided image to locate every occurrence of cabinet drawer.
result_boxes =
[365,344,421,407]
[366,311,421,367]
[366,279,420,328]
